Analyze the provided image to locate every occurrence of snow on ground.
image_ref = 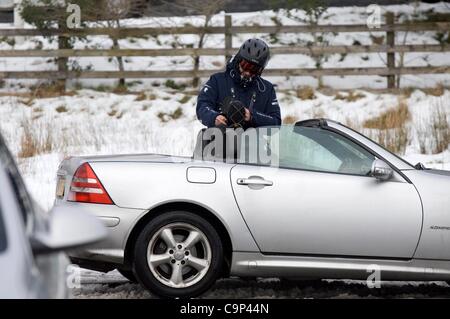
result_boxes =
[0,2,449,90]
[72,269,450,299]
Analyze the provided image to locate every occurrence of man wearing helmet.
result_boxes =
[196,38,281,129]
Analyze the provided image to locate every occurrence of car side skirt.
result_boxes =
[231,252,450,281]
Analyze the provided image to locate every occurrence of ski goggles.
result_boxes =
[239,59,263,76]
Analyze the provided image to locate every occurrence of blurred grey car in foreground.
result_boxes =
[55,119,450,298]
[0,134,106,299]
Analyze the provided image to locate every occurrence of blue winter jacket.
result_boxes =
[196,59,281,129]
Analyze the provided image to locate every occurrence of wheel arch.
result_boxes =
[124,201,233,277]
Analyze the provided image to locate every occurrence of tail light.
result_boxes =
[68,163,113,205]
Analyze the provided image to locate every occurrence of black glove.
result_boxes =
[221,97,246,128]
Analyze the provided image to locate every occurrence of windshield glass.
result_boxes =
[342,125,415,169]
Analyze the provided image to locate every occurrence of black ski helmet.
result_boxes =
[236,38,270,73]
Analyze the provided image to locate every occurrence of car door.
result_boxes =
[230,125,422,258]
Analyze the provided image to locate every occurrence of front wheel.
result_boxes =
[133,211,224,298]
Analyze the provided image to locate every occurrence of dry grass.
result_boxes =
[16,83,76,106]
[135,92,147,101]
[157,107,184,122]
[55,105,68,113]
[363,98,410,129]
[399,87,415,98]
[369,128,410,155]
[116,111,125,119]
[108,109,118,117]
[32,106,43,113]
[334,91,365,102]
[18,121,39,158]
[30,83,75,98]
[416,122,428,155]
[18,119,53,158]
[296,86,316,100]
[422,84,445,97]
[283,115,299,124]
[430,100,450,154]
[41,125,53,154]
[171,107,183,120]
[363,98,411,155]
[179,95,191,104]
[157,112,167,122]
[112,85,129,95]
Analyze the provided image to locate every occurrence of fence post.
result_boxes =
[57,26,68,92]
[386,12,396,89]
[57,36,68,91]
[225,15,232,63]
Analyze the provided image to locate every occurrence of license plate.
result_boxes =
[56,177,66,198]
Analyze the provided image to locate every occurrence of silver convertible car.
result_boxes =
[54,119,450,298]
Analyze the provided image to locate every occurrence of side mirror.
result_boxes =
[31,205,107,255]
[371,159,394,181]
[414,162,427,170]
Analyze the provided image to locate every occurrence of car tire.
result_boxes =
[117,268,138,283]
[133,211,224,298]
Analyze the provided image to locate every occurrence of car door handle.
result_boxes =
[236,177,273,186]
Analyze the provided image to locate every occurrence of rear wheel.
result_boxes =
[133,211,223,298]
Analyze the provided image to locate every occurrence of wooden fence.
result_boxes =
[0,12,449,89]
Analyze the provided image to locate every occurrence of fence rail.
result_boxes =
[0,13,449,89]
[0,22,449,37]
[1,66,448,79]
[0,44,449,57]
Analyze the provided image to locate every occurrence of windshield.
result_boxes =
[342,125,415,169]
